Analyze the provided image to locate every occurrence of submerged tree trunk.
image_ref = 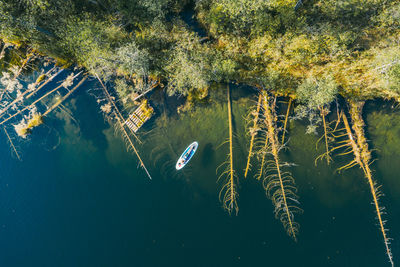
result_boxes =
[96,74,152,180]
[281,98,292,145]
[0,68,64,119]
[244,93,262,178]
[42,76,87,117]
[3,126,21,161]
[348,101,393,267]
[219,84,239,215]
[261,91,301,241]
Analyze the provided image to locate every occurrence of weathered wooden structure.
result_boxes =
[124,101,154,133]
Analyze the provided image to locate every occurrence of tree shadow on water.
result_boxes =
[201,142,215,167]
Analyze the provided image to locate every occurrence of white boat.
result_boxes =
[176,142,198,170]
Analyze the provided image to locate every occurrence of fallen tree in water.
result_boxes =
[260,91,302,241]
[96,74,152,180]
[3,125,21,160]
[331,101,393,266]
[347,101,394,267]
[218,84,239,215]
[281,97,292,145]
[314,106,339,166]
[0,72,82,127]
[244,93,262,178]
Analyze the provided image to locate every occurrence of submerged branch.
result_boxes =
[42,76,86,117]
[116,114,152,180]
[3,126,21,161]
[315,106,335,165]
[244,93,262,178]
[0,79,67,126]
[0,67,61,119]
[281,98,292,145]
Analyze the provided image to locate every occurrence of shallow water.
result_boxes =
[0,75,399,266]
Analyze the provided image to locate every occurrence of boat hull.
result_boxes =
[176,142,198,170]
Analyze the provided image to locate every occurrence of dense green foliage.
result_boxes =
[297,76,338,110]
[1,0,399,101]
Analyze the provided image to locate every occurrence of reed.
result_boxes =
[244,93,262,178]
[218,84,238,215]
[261,91,301,241]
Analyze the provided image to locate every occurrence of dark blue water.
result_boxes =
[0,77,399,266]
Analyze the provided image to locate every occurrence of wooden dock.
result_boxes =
[124,101,154,133]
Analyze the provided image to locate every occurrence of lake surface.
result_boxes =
[0,73,399,266]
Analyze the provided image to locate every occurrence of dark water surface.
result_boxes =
[0,77,399,267]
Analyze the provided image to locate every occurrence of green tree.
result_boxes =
[115,42,149,77]
[297,76,338,110]
[165,25,211,95]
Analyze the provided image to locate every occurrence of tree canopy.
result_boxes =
[0,0,399,100]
